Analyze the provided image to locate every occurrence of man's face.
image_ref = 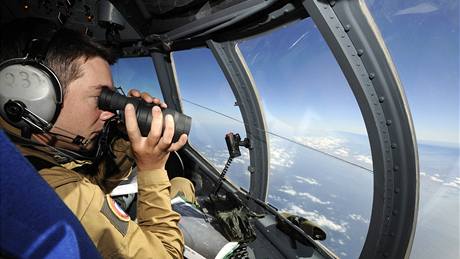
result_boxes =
[50,56,115,151]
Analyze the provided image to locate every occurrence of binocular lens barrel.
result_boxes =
[98,88,191,142]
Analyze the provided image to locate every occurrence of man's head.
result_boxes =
[0,18,117,153]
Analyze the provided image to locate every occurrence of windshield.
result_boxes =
[365,0,459,258]
[237,18,372,258]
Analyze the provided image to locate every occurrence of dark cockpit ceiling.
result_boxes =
[1,0,308,53]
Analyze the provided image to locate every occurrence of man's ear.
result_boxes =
[100,111,115,120]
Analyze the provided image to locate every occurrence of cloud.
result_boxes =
[443,182,459,189]
[420,171,427,176]
[348,214,370,224]
[443,177,460,189]
[299,192,331,205]
[295,176,320,185]
[269,138,296,170]
[334,148,349,157]
[278,186,331,205]
[268,194,288,203]
[430,175,444,183]
[279,186,298,196]
[394,3,439,16]
[284,205,348,233]
[295,136,346,151]
[355,155,373,165]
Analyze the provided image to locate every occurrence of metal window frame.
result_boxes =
[207,40,270,202]
[301,1,419,258]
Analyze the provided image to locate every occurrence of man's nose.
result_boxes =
[100,111,115,121]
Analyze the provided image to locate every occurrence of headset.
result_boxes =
[0,25,63,139]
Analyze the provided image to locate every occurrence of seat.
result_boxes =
[0,130,100,259]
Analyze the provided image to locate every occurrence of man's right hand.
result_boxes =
[124,103,187,172]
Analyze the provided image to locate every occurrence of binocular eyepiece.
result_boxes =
[98,88,191,142]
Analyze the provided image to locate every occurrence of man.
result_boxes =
[0,18,194,258]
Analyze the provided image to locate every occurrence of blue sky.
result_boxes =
[366,0,459,145]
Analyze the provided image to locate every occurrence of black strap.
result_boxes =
[25,156,58,171]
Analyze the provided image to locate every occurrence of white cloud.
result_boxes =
[355,155,373,165]
[295,136,346,151]
[284,205,348,233]
[348,214,370,224]
[278,186,331,205]
[298,192,331,205]
[420,171,427,176]
[279,186,298,196]
[268,194,288,203]
[295,176,320,185]
[443,182,459,188]
[430,175,444,183]
[394,3,439,16]
[269,139,296,170]
[334,148,349,157]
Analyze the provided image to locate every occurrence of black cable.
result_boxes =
[182,98,374,173]
[214,157,234,194]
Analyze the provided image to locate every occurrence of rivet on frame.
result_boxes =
[345,24,351,32]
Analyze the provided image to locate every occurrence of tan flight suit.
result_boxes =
[16,138,195,259]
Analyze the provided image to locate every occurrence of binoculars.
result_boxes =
[98,88,191,142]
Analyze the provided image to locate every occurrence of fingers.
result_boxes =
[124,104,141,143]
[128,89,167,108]
[168,134,188,152]
[157,114,174,150]
[147,106,163,146]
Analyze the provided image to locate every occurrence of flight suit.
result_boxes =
[17,139,195,259]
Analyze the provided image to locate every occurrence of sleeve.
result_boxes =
[129,169,184,258]
[53,170,183,259]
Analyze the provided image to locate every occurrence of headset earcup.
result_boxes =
[0,58,62,132]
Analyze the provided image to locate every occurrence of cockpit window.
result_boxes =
[237,18,373,258]
[365,1,460,258]
[173,48,251,191]
[111,57,163,99]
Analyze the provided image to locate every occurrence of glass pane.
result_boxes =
[173,48,250,191]
[238,18,372,258]
[111,57,162,99]
[365,1,460,258]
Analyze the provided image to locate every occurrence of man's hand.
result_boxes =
[124,89,188,171]
[128,89,167,109]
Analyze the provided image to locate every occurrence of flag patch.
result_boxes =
[107,195,130,222]
[101,195,130,236]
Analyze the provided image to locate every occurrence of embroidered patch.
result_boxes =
[101,195,129,236]
[107,196,130,222]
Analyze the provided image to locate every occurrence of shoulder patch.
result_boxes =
[101,195,130,236]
